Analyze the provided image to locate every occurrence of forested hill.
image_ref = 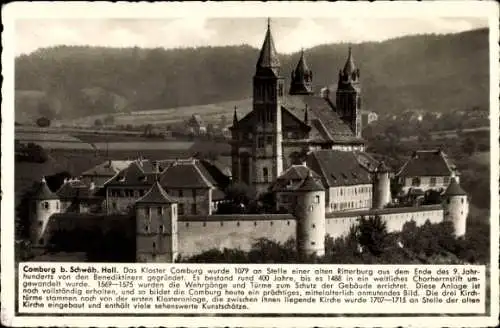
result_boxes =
[15,28,488,121]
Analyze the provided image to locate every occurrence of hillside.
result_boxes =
[15,28,489,122]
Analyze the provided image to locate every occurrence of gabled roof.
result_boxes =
[306,150,372,187]
[397,150,455,177]
[443,178,467,196]
[56,179,89,199]
[136,181,176,204]
[81,160,133,177]
[159,159,215,189]
[105,159,159,187]
[256,19,280,76]
[33,178,59,200]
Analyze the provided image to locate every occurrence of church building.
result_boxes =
[230,20,365,194]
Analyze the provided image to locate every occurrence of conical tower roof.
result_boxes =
[32,177,59,200]
[343,46,357,76]
[256,18,280,76]
[296,172,324,192]
[443,178,467,196]
[136,181,176,204]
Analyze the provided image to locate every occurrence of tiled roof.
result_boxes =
[136,181,176,204]
[272,165,323,191]
[397,150,455,177]
[306,150,372,187]
[105,160,159,187]
[159,159,215,189]
[443,178,467,196]
[283,95,364,144]
[56,179,93,199]
[32,178,59,200]
[236,95,364,146]
[296,173,325,192]
[353,152,381,173]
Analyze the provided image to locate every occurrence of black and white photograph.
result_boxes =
[2,1,499,327]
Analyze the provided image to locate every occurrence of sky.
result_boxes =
[15,17,489,56]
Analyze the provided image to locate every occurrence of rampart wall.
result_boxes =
[178,214,295,257]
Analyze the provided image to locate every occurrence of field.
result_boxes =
[61,98,253,127]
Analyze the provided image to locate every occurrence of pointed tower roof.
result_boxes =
[232,107,239,127]
[296,171,324,192]
[32,177,59,200]
[256,18,280,76]
[289,48,313,95]
[136,181,176,205]
[343,46,357,76]
[443,178,467,196]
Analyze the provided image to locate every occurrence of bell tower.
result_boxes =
[252,18,284,194]
[336,46,362,137]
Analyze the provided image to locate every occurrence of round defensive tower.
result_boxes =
[30,177,60,247]
[373,161,391,209]
[442,177,468,237]
[293,172,326,259]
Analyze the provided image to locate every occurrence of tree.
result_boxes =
[224,182,254,206]
[36,117,51,127]
[356,215,390,256]
[103,115,115,125]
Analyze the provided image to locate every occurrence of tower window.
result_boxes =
[311,241,316,246]
[315,195,320,204]
[157,207,162,216]
[263,167,269,182]
[461,198,464,204]
[152,242,156,250]
[43,202,49,210]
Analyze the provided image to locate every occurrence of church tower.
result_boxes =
[252,18,284,194]
[336,47,362,137]
[289,49,313,95]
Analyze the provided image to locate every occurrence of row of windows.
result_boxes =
[410,176,450,187]
[333,186,371,197]
[332,200,369,211]
[109,188,200,198]
[144,224,170,233]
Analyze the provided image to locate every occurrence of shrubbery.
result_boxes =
[15,142,49,163]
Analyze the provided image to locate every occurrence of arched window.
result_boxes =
[263,167,269,182]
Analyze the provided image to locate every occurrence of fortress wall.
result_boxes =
[325,206,444,239]
[178,216,296,257]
